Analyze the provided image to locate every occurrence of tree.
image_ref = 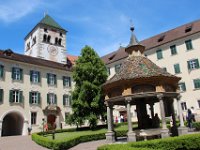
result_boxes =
[67,45,108,129]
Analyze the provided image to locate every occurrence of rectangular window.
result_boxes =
[174,64,181,74]
[47,73,56,85]
[185,39,193,50]
[30,71,40,83]
[63,95,72,106]
[179,82,186,92]
[198,100,200,108]
[0,89,3,103]
[156,49,163,60]
[107,67,110,75]
[170,45,177,55]
[115,64,121,73]
[162,67,167,72]
[31,112,37,125]
[63,76,71,87]
[29,92,40,104]
[12,67,23,80]
[9,90,23,103]
[187,59,199,70]
[181,102,187,111]
[47,93,57,105]
[193,79,200,89]
[0,65,4,78]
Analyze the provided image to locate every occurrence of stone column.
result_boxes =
[176,95,188,135]
[170,99,178,136]
[125,97,136,142]
[0,120,2,137]
[157,94,169,138]
[22,120,29,135]
[149,103,154,119]
[105,102,115,142]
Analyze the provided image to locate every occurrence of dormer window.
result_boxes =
[185,25,192,33]
[157,35,165,42]
[43,34,47,42]
[108,54,116,61]
[47,35,51,43]
[58,38,62,45]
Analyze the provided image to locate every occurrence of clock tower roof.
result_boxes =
[39,14,66,32]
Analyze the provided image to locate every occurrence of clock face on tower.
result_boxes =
[48,45,58,56]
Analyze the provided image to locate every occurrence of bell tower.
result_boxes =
[24,14,67,64]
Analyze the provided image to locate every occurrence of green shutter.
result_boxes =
[195,59,199,68]
[0,89,3,102]
[47,73,50,84]
[69,95,72,106]
[174,64,180,74]
[30,70,33,82]
[47,93,50,104]
[69,77,71,87]
[37,92,41,104]
[38,72,41,83]
[9,90,13,103]
[20,69,23,80]
[19,91,23,103]
[0,65,4,78]
[12,67,15,79]
[55,94,57,104]
[63,76,66,86]
[54,75,57,85]
[29,92,32,104]
[156,49,163,59]
[63,95,66,105]
[182,83,186,91]
[187,61,191,70]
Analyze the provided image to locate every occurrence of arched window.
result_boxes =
[58,38,62,45]
[26,42,30,50]
[55,37,58,45]
[47,35,51,43]
[43,34,47,42]
[33,36,36,45]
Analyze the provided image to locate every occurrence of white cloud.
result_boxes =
[0,0,41,23]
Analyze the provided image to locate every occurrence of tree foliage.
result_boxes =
[66,45,108,129]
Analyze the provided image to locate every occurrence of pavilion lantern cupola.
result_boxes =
[125,25,145,57]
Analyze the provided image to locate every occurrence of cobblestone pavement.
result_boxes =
[68,140,109,150]
[0,135,49,150]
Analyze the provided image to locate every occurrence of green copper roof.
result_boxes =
[39,14,66,31]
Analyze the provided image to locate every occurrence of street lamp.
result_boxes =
[42,118,45,136]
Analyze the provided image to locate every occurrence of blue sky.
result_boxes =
[0,0,200,57]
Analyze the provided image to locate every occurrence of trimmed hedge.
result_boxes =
[192,122,200,131]
[32,129,127,150]
[98,133,200,150]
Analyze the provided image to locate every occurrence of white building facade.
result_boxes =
[0,15,73,136]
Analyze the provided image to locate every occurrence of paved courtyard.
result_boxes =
[0,135,48,150]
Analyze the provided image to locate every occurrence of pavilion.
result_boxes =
[103,26,188,142]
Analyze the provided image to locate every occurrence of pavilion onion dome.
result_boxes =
[103,26,181,89]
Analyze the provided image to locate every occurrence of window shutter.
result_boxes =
[63,76,66,86]
[9,90,13,103]
[187,61,191,70]
[63,95,66,105]
[54,75,57,85]
[19,91,23,103]
[69,95,72,106]
[47,93,50,104]
[196,59,199,68]
[174,64,180,73]
[0,89,3,102]
[55,94,57,104]
[12,67,15,79]
[0,65,4,78]
[30,70,33,82]
[37,92,41,104]
[29,92,32,104]
[47,73,50,84]
[69,77,71,87]
[20,69,23,80]
[38,72,41,83]
[182,83,186,91]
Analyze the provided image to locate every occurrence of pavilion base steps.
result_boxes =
[178,127,188,135]
[105,131,115,143]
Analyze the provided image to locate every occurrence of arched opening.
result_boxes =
[43,34,47,42]
[47,35,51,43]
[47,114,56,130]
[2,112,24,136]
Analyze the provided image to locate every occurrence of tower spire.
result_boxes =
[128,21,139,46]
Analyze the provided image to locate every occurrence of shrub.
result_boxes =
[192,122,200,131]
[98,133,200,150]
